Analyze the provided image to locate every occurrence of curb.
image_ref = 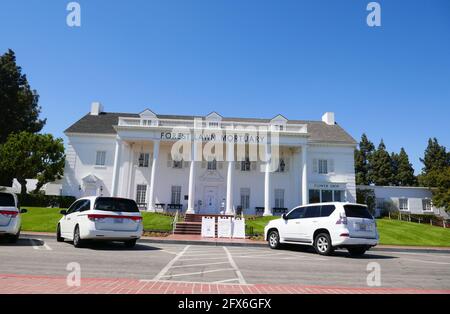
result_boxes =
[20,232,450,253]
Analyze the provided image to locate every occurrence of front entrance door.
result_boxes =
[84,185,97,197]
[204,186,218,214]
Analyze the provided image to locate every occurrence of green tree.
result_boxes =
[0,49,46,186]
[392,148,417,186]
[354,134,375,185]
[369,140,394,186]
[420,138,449,173]
[417,138,450,212]
[0,132,65,195]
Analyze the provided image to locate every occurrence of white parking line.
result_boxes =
[223,247,246,284]
[152,245,190,281]
[403,258,450,265]
[30,239,52,251]
[179,256,229,261]
[171,261,230,268]
[213,278,240,284]
[160,268,235,278]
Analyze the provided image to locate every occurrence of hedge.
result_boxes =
[18,193,76,209]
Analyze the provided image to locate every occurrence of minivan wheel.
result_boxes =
[348,246,368,257]
[8,230,20,244]
[314,233,334,256]
[56,225,64,242]
[268,230,281,249]
[124,239,137,248]
[73,226,84,248]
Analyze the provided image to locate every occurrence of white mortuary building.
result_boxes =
[62,102,357,216]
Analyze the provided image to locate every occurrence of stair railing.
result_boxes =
[172,210,179,234]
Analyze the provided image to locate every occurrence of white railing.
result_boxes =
[118,117,308,134]
[172,210,179,234]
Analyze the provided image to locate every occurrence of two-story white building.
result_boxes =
[61,102,357,216]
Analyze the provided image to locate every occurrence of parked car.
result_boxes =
[264,202,379,256]
[0,190,27,243]
[57,196,143,248]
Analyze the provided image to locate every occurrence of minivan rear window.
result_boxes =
[344,205,373,219]
[0,193,15,207]
[94,197,139,213]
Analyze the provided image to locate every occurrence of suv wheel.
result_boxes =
[348,246,368,257]
[56,225,64,242]
[73,226,84,248]
[314,233,334,256]
[268,230,281,249]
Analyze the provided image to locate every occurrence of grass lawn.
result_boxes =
[245,216,450,247]
[20,207,173,233]
[376,218,450,247]
[246,216,279,235]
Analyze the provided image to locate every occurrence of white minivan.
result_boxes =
[57,196,143,248]
[264,202,379,256]
[0,190,27,243]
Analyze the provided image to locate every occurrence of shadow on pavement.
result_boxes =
[62,240,162,251]
[281,244,397,259]
[0,238,44,247]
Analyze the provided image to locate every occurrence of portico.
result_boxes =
[63,104,358,216]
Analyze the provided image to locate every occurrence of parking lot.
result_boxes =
[0,236,450,291]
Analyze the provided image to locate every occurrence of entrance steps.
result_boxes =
[173,214,234,235]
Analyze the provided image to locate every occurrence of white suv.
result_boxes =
[0,190,27,243]
[264,202,379,256]
[57,196,143,248]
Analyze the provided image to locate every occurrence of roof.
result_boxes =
[65,112,357,145]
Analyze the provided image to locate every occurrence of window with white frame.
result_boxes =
[422,199,432,211]
[318,159,328,174]
[208,121,220,128]
[135,184,147,205]
[240,188,250,209]
[273,124,284,131]
[207,159,217,170]
[138,153,150,167]
[95,151,106,166]
[171,186,181,205]
[376,198,385,209]
[241,157,251,171]
[274,189,285,208]
[276,158,286,172]
[399,198,409,211]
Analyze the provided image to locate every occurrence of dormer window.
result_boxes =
[273,124,284,131]
[209,122,220,129]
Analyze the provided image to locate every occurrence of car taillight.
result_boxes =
[0,210,18,218]
[336,214,348,225]
[87,214,142,222]
[88,214,106,222]
[340,233,350,237]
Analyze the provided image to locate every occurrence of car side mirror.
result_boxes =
[282,213,287,220]
[60,210,67,215]
[20,209,28,214]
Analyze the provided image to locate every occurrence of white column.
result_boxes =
[225,143,234,215]
[302,145,309,205]
[111,137,122,197]
[263,144,272,216]
[186,141,197,214]
[126,143,134,199]
[148,140,160,212]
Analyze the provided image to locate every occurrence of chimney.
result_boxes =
[90,102,103,115]
[322,112,335,125]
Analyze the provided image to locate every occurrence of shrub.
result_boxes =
[18,193,76,209]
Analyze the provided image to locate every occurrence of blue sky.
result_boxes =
[0,0,449,173]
